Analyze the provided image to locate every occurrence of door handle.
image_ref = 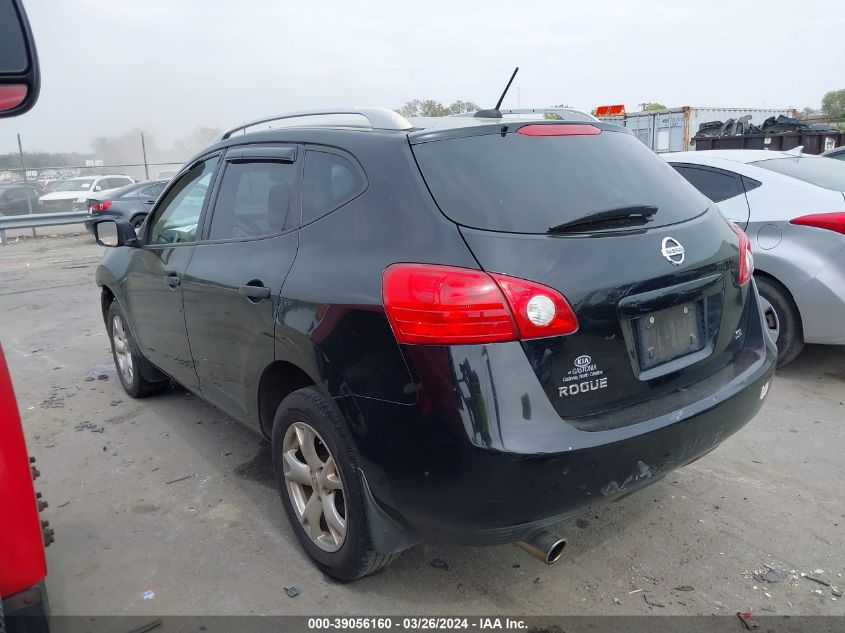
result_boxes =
[239,283,271,300]
[165,273,181,288]
[144,200,155,205]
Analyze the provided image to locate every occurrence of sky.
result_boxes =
[2,0,844,155]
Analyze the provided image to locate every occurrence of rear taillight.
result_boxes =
[382,263,578,345]
[790,212,845,235]
[516,124,601,137]
[731,222,753,286]
[91,201,112,212]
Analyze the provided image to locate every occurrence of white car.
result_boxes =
[664,149,845,365]
[38,175,135,212]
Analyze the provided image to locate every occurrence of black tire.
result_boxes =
[271,387,397,580]
[130,214,147,229]
[106,301,169,398]
[755,275,804,366]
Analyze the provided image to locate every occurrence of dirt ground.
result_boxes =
[1,232,843,616]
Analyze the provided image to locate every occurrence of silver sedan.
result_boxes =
[665,149,845,365]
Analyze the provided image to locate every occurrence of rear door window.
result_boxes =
[141,182,167,198]
[207,160,296,240]
[672,165,745,202]
[411,129,707,234]
[301,150,365,225]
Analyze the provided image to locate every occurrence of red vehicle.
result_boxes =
[1,1,48,630]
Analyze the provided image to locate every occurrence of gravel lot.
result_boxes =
[1,232,843,616]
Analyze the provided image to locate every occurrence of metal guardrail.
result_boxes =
[0,211,88,245]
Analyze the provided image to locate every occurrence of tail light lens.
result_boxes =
[790,212,845,235]
[730,222,753,286]
[91,201,112,212]
[382,263,578,345]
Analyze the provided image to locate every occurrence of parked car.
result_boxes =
[665,149,845,364]
[94,108,776,580]
[38,174,134,211]
[822,145,845,161]
[83,179,169,233]
[0,181,44,215]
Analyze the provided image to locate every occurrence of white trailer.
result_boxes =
[600,107,796,153]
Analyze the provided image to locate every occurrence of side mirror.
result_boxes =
[0,0,40,118]
[94,219,139,248]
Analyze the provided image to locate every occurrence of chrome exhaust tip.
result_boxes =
[515,531,567,565]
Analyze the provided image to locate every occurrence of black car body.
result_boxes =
[0,181,44,215]
[94,108,776,580]
[83,179,168,232]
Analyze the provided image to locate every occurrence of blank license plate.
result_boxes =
[635,301,705,370]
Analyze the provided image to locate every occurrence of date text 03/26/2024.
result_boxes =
[307,617,528,630]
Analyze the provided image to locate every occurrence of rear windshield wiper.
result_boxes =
[548,205,658,234]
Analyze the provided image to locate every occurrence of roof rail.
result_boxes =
[218,108,413,140]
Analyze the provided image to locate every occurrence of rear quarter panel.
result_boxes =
[275,134,477,405]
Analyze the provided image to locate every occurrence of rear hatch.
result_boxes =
[410,122,754,430]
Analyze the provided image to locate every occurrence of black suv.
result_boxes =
[94,108,776,580]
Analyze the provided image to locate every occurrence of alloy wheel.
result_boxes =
[282,421,347,552]
[111,314,134,383]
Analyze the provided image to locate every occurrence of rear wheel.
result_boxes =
[130,214,147,229]
[107,301,169,397]
[272,387,397,580]
[755,275,804,366]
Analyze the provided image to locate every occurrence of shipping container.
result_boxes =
[598,107,796,153]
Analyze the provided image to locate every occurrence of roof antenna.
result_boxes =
[475,67,519,118]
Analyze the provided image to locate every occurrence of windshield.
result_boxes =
[51,178,96,192]
[412,129,707,233]
[752,156,845,191]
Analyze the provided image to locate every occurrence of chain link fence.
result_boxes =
[0,131,203,221]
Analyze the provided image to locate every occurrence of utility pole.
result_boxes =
[140,132,150,180]
[17,133,36,237]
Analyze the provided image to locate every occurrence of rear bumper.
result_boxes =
[2,582,49,633]
[794,266,845,345]
[345,292,776,546]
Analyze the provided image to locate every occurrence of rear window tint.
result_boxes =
[301,151,365,224]
[412,130,707,233]
[752,157,845,191]
[672,165,744,202]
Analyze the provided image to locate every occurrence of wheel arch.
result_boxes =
[257,360,317,438]
[100,284,116,326]
[753,268,804,330]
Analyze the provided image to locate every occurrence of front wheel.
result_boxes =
[755,275,804,366]
[272,387,397,580]
[107,301,168,397]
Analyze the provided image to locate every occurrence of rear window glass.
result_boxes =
[672,165,744,202]
[752,157,845,191]
[412,130,708,233]
[301,151,365,225]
